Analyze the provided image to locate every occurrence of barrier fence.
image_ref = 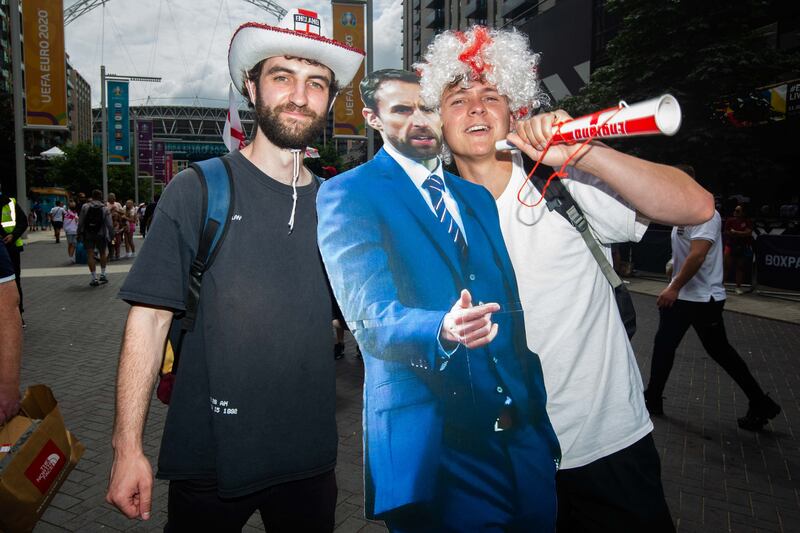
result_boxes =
[630,229,800,295]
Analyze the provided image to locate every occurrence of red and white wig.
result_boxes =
[415,26,546,119]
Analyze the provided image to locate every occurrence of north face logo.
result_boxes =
[24,440,66,494]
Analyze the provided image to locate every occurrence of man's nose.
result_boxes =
[468,98,486,115]
[289,81,308,107]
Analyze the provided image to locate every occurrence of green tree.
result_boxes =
[44,142,102,194]
[560,0,799,206]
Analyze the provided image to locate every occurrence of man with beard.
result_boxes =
[317,69,560,531]
[105,9,363,530]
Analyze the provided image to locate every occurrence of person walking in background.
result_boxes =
[49,201,66,243]
[123,199,137,258]
[724,204,753,295]
[110,209,124,261]
[63,200,80,263]
[141,194,159,237]
[645,168,781,431]
[78,189,113,286]
[136,202,147,237]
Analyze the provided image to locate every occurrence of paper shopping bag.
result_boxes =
[0,385,85,533]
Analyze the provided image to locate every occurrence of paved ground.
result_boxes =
[13,231,800,532]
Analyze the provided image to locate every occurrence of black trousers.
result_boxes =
[647,298,763,401]
[4,244,22,313]
[164,469,337,533]
[556,434,674,532]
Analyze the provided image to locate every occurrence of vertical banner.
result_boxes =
[22,0,68,128]
[107,81,131,165]
[332,1,366,138]
[153,140,166,183]
[136,120,154,175]
[165,153,174,184]
[787,81,800,119]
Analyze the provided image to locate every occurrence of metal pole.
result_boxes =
[366,0,374,160]
[133,111,139,205]
[9,0,28,212]
[101,65,108,200]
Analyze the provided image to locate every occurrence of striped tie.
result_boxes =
[422,175,467,255]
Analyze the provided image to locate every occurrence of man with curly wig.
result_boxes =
[418,26,714,532]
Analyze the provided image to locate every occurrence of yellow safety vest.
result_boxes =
[1,198,24,248]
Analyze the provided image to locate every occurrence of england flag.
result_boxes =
[222,84,246,152]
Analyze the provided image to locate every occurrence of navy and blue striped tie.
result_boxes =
[422,175,467,255]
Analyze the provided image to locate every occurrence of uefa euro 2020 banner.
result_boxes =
[22,0,68,128]
[332,1,366,138]
[107,81,131,165]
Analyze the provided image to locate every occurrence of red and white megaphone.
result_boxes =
[496,94,682,151]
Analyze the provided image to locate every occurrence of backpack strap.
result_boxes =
[182,157,235,332]
[523,156,623,289]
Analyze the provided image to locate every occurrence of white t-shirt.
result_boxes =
[49,206,65,222]
[671,210,726,302]
[495,153,652,469]
[63,209,79,234]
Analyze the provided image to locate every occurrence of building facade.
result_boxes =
[67,57,92,145]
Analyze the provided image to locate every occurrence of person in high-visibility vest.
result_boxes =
[1,190,28,318]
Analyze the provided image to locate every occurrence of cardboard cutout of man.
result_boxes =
[317,69,560,531]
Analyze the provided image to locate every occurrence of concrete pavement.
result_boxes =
[14,231,800,532]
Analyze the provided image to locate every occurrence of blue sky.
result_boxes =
[64,0,403,108]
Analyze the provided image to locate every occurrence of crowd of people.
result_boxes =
[0,7,788,533]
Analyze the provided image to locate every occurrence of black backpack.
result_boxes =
[84,204,104,234]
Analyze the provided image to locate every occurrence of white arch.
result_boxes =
[64,0,287,26]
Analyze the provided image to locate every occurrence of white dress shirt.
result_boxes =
[382,142,467,244]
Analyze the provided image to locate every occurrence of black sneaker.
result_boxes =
[738,394,781,431]
[90,279,100,287]
[98,274,109,284]
[643,389,664,416]
[334,343,345,360]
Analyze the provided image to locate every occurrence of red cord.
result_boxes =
[516,105,625,208]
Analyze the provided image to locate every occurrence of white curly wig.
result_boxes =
[415,26,546,119]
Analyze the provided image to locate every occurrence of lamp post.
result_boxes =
[100,70,160,201]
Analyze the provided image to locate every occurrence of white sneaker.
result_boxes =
[735,288,744,295]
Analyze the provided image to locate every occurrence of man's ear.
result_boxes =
[363,108,383,132]
[244,79,257,106]
[508,111,517,133]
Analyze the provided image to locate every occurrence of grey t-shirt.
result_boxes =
[119,150,337,497]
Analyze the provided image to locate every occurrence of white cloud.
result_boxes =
[372,0,403,71]
[64,0,402,107]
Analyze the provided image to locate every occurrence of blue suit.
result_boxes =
[317,149,560,526]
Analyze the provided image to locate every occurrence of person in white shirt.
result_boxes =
[49,201,66,243]
[418,26,714,532]
[62,201,80,262]
[645,165,780,431]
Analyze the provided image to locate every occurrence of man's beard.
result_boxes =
[255,97,327,150]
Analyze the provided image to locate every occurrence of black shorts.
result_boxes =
[82,236,107,253]
[52,221,63,230]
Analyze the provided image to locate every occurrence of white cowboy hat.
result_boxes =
[228,8,365,94]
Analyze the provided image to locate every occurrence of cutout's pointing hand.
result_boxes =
[441,289,500,349]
